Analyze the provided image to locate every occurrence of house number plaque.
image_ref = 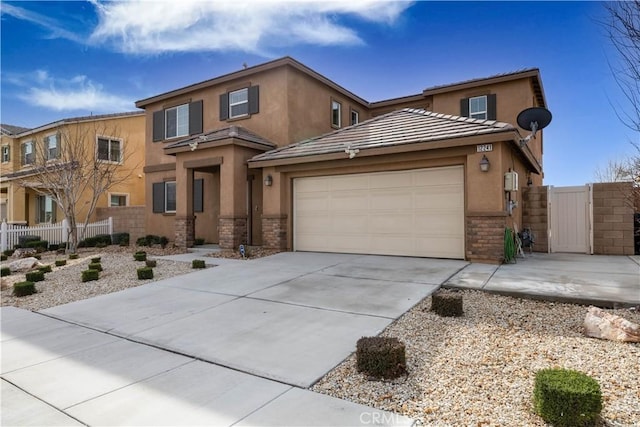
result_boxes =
[476,144,493,153]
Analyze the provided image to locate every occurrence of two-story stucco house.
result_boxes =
[0,112,145,226]
[135,57,547,263]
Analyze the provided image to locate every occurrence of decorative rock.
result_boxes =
[583,306,640,342]
[8,257,43,273]
[10,248,37,259]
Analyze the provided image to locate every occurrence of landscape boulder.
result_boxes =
[583,306,640,343]
[8,257,43,273]
[10,248,37,259]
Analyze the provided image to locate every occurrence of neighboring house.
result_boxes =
[136,57,547,263]
[0,112,145,227]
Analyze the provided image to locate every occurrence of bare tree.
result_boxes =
[16,122,137,252]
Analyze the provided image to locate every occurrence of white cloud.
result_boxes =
[89,0,413,54]
[0,3,85,43]
[17,71,134,112]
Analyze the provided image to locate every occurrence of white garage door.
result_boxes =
[293,166,464,259]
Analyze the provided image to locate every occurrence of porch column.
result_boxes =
[218,147,247,249]
[175,165,194,248]
[261,167,287,249]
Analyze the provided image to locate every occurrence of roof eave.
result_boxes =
[164,137,276,155]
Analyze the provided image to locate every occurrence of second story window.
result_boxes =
[331,100,342,128]
[44,134,59,160]
[469,96,487,120]
[97,137,122,163]
[461,94,496,120]
[229,88,249,118]
[219,86,259,121]
[351,109,359,126]
[153,100,203,142]
[1,145,9,163]
[21,141,34,166]
[165,104,189,139]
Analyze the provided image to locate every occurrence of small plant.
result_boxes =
[534,368,602,427]
[91,257,101,263]
[88,262,103,272]
[134,252,147,261]
[194,238,205,245]
[56,247,66,254]
[145,259,157,268]
[111,232,129,246]
[55,259,67,267]
[13,281,36,297]
[3,249,15,257]
[69,253,79,260]
[1,254,7,261]
[192,259,206,269]
[48,243,60,251]
[1,267,10,277]
[159,236,169,248]
[356,336,406,379]
[431,290,464,317]
[136,236,148,246]
[38,265,53,273]
[137,266,154,280]
[82,269,99,282]
[25,240,48,252]
[33,254,41,260]
[25,270,45,282]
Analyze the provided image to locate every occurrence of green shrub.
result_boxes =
[3,249,14,257]
[145,259,157,268]
[25,240,48,252]
[136,236,148,246]
[90,257,101,263]
[356,336,406,379]
[18,235,40,247]
[81,269,99,282]
[38,265,52,273]
[25,270,45,282]
[48,243,60,251]
[111,232,129,246]
[159,236,169,248]
[137,266,154,280]
[55,259,67,267]
[534,368,602,427]
[69,253,79,260]
[194,238,205,245]
[78,234,112,248]
[1,267,10,277]
[431,290,463,317]
[134,252,147,261]
[56,247,66,255]
[1,254,7,261]
[14,281,36,297]
[192,259,206,269]
[88,262,103,272]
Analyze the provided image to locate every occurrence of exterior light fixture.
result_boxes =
[264,175,273,187]
[479,155,490,172]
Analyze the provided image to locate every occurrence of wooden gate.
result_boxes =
[548,185,592,253]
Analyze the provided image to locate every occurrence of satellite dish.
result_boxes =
[517,107,552,146]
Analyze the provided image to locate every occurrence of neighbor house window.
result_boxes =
[165,104,189,139]
[331,100,342,128]
[351,109,359,126]
[165,181,176,213]
[36,195,56,223]
[110,194,128,207]
[44,134,59,160]
[469,96,487,120]
[229,88,249,118]
[21,141,34,165]
[97,137,122,163]
[1,145,9,162]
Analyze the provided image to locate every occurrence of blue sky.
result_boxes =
[0,1,636,186]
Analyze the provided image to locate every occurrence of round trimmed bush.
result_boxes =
[14,281,36,297]
[534,368,602,426]
[55,259,67,267]
[134,252,147,261]
[1,254,7,261]
[88,262,102,272]
[192,259,206,269]
[137,267,154,280]
[69,253,79,260]
[1,267,11,277]
[91,257,101,263]
[356,336,407,379]
[38,265,53,273]
[25,270,45,282]
[431,290,463,317]
[82,269,99,282]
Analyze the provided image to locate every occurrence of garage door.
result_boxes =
[293,166,464,259]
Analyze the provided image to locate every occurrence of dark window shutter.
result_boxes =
[487,94,497,120]
[460,98,469,118]
[189,100,203,135]
[248,85,259,115]
[152,182,165,213]
[194,178,203,212]
[153,111,165,142]
[219,93,229,120]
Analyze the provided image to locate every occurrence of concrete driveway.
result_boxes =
[2,252,467,426]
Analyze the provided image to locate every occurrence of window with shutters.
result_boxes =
[152,179,203,214]
[165,104,189,139]
[229,88,249,118]
[461,94,496,120]
[21,141,34,166]
[331,99,341,128]
[97,137,122,163]
[165,181,177,213]
[1,145,9,163]
[350,109,359,126]
[43,134,59,160]
[219,86,259,121]
[469,96,487,120]
[153,100,203,142]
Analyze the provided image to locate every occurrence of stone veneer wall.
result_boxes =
[261,215,288,249]
[219,216,247,249]
[592,182,634,255]
[522,186,549,253]
[175,215,195,248]
[465,213,507,263]
[96,206,145,244]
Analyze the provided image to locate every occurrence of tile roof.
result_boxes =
[1,124,31,136]
[165,125,276,151]
[250,108,516,163]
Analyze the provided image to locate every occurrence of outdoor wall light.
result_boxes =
[479,155,490,172]
[264,175,273,187]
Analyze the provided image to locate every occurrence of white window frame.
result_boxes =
[97,136,123,164]
[469,95,488,120]
[108,192,129,207]
[229,88,249,119]
[350,109,359,126]
[44,133,59,160]
[165,104,189,139]
[331,99,342,128]
[165,181,176,213]
[22,140,34,166]
[1,145,9,163]
[36,194,56,223]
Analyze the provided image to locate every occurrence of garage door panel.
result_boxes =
[294,166,464,259]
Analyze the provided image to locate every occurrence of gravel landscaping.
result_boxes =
[312,290,640,427]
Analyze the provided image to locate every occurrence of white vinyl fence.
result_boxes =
[0,217,113,252]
